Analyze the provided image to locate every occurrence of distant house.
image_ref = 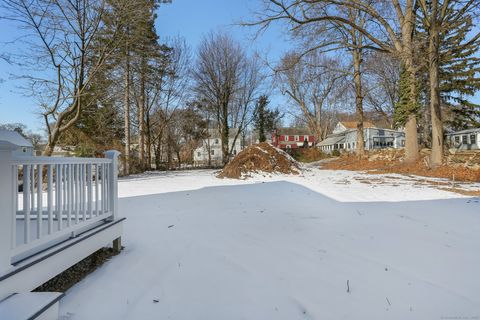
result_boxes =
[194,128,243,166]
[0,130,34,156]
[318,122,405,153]
[446,128,480,151]
[332,121,376,134]
[271,128,315,150]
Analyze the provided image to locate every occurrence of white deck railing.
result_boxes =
[0,143,120,272]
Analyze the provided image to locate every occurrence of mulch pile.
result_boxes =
[322,149,480,183]
[218,142,300,179]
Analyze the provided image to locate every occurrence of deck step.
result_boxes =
[0,292,64,320]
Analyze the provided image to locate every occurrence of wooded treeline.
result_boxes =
[250,0,480,167]
[1,0,276,174]
[1,0,479,173]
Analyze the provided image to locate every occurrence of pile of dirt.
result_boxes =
[323,149,480,182]
[218,143,300,179]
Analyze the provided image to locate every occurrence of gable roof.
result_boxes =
[339,121,376,129]
[276,128,313,136]
[0,130,33,148]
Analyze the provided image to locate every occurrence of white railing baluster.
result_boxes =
[36,165,43,239]
[47,165,53,234]
[101,164,106,214]
[67,164,72,227]
[82,164,86,221]
[104,164,109,212]
[78,164,82,220]
[75,164,80,224]
[95,164,99,216]
[57,164,63,231]
[23,165,31,244]
[30,165,35,219]
[87,164,93,219]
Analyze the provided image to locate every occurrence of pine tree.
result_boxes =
[255,95,268,143]
[439,12,480,130]
[253,95,281,143]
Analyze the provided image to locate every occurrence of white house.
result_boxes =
[194,128,243,166]
[446,128,480,151]
[0,130,34,156]
[319,121,405,153]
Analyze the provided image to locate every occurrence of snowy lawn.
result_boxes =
[59,168,480,320]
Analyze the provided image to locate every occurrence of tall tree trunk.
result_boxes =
[145,113,151,170]
[221,104,229,165]
[353,46,365,157]
[123,39,131,175]
[402,11,420,163]
[138,56,146,171]
[428,1,443,167]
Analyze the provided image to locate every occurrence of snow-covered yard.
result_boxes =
[59,168,480,320]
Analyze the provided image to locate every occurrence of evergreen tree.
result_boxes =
[253,95,281,143]
[439,12,480,130]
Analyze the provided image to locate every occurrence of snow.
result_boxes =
[59,168,480,320]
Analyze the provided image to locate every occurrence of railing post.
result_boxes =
[104,150,121,221]
[0,142,17,272]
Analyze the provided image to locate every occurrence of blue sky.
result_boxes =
[0,0,293,134]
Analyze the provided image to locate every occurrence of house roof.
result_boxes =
[339,121,375,129]
[0,130,33,148]
[276,128,313,136]
[317,134,346,146]
[446,128,480,135]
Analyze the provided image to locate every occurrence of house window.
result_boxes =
[215,139,219,144]
[454,136,460,143]
[462,135,468,144]
[470,134,476,144]
[211,150,214,155]
[197,152,201,157]
[233,149,237,155]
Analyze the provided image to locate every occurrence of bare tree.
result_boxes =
[276,51,346,142]
[1,0,122,156]
[192,32,263,165]
[247,0,422,162]
[364,52,400,128]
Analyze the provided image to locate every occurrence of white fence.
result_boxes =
[0,143,120,272]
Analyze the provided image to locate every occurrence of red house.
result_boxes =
[271,128,316,150]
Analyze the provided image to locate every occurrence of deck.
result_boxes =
[0,145,124,319]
